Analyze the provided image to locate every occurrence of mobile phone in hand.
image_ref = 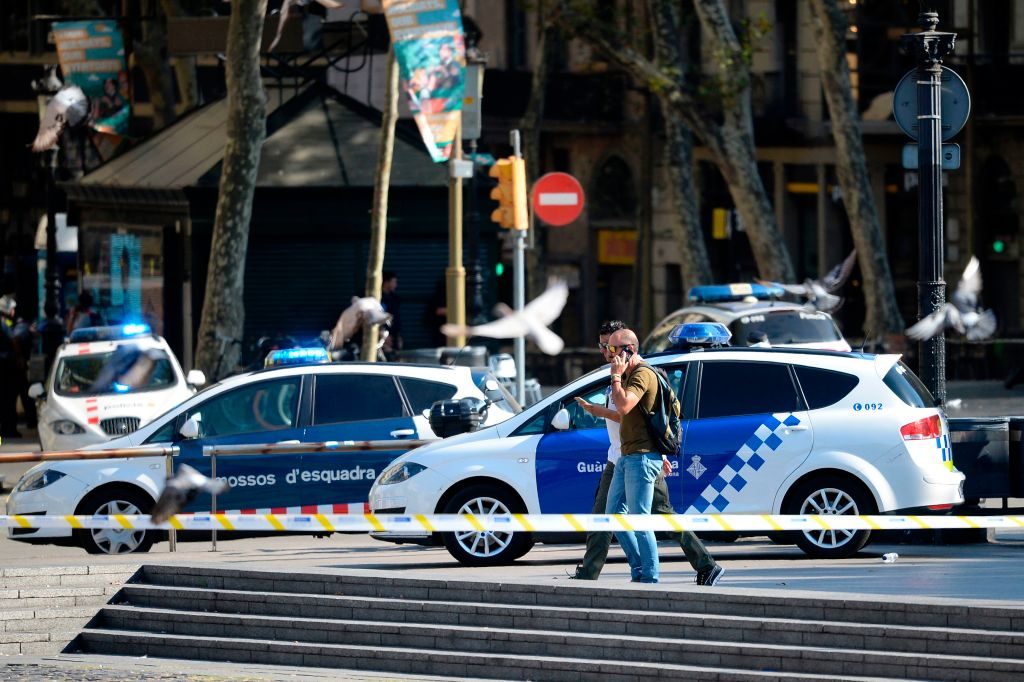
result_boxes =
[619,347,634,360]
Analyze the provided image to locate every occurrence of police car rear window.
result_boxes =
[794,366,860,409]
[883,361,936,408]
[731,310,842,346]
[399,378,457,413]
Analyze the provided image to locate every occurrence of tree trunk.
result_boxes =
[662,110,713,289]
[648,0,712,291]
[193,0,268,380]
[520,6,554,301]
[808,0,903,337]
[362,49,399,362]
[691,0,794,282]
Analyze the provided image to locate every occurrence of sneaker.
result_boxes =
[695,565,725,586]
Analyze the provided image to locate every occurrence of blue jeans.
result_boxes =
[606,453,663,583]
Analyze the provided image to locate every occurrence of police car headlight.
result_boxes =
[51,420,85,435]
[378,462,427,486]
[15,469,67,493]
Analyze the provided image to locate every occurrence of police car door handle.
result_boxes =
[786,425,809,432]
[390,429,416,438]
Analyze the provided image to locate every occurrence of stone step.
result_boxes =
[90,604,1024,681]
[141,564,1024,631]
[0,565,139,590]
[116,583,1024,659]
[76,628,906,682]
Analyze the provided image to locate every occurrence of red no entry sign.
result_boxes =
[531,172,585,227]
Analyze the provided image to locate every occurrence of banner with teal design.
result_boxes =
[53,20,130,137]
[382,0,466,162]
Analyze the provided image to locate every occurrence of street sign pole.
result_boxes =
[902,10,956,406]
[511,129,526,404]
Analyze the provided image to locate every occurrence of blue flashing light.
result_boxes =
[69,324,153,343]
[112,382,131,393]
[264,347,330,368]
[668,322,732,351]
[687,283,785,304]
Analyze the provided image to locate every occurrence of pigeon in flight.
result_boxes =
[31,85,90,152]
[758,250,857,313]
[269,0,344,52]
[441,279,569,355]
[328,296,392,349]
[151,464,229,524]
[905,256,997,341]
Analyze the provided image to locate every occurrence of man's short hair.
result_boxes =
[383,271,397,282]
[599,319,628,336]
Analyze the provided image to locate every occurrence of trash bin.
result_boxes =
[1009,417,1024,498]
[948,417,1011,500]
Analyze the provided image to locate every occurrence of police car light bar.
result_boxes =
[68,324,153,343]
[264,347,330,368]
[687,283,784,303]
[668,322,732,350]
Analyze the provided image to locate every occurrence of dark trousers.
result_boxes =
[575,460,716,579]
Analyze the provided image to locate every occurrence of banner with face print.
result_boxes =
[382,0,466,162]
[53,20,130,137]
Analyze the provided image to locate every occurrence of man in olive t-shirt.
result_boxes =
[604,328,664,583]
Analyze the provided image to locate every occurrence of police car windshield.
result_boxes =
[731,310,843,346]
[55,346,177,397]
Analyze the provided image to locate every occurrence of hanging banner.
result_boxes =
[53,20,130,139]
[381,0,466,163]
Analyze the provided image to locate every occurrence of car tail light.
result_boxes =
[900,414,942,441]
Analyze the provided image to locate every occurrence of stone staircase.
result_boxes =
[1,564,137,655]
[70,564,1024,680]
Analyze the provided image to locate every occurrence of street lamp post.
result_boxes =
[902,9,956,406]
[463,41,487,326]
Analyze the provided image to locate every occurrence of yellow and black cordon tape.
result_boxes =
[2,513,1022,534]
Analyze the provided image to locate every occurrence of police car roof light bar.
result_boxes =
[687,283,785,304]
[668,322,732,351]
[68,324,153,343]
[264,347,331,368]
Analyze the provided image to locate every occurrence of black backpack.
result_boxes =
[634,363,682,456]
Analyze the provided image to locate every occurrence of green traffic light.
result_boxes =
[495,263,505,276]
[993,240,1006,254]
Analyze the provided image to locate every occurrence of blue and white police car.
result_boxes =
[642,283,851,354]
[31,324,206,451]
[8,350,519,554]
[368,323,964,565]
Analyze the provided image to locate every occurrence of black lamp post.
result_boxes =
[463,32,488,326]
[901,8,956,406]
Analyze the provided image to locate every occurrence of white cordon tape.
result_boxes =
[2,513,1023,534]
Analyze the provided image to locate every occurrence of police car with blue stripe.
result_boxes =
[643,283,851,354]
[8,349,518,554]
[369,323,964,565]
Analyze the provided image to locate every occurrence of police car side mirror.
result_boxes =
[28,383,45,400]
[186,370,207,387]
[179,415,202,440]
[551,408,571,431]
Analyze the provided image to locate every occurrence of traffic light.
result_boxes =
[489,157,528,230]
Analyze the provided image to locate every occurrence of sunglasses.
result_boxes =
[604,344,632,355]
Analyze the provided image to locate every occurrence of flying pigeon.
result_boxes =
[905,256,997,342]
[328,296,392,349]
[31,85,90,152]
[441,279,569,356]
[269,0,345,52]
[758,250,857,313]
[151,464,229,524]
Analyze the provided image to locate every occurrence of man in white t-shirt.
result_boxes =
[568,320,723,586]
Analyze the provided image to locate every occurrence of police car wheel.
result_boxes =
[74,486,157,555]
[442,485,533,566]
[785,475,875,559]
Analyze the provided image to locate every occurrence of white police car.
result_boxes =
[31,324,206,451]
[368,323,964,565]
[7,350,518,554]
[643,283,851,354]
